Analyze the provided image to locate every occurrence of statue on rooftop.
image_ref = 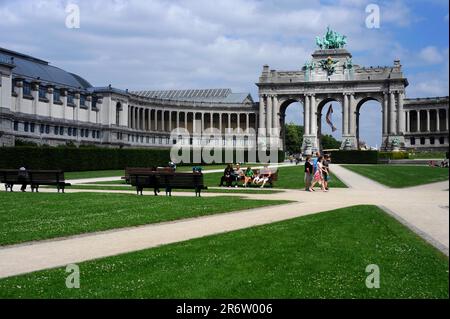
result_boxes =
[316,26,347,49]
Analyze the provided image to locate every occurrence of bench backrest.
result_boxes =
[0,170,65,183]
[130,172,204,188]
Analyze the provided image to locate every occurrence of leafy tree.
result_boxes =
[321,134,341,150]
[284,123,304,154]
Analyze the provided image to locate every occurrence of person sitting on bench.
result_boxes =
[253,165,272,188]
[232,163,244,187]
[243,167,255,187]
[219,164,233,187]
[18,166,28,192]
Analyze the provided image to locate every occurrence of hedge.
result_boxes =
[328,150,378,164]
[378,151,409,160]
[0,147,285,172]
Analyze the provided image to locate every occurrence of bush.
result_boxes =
[328,150,378,164]
[0,147,284,171]
[378,151,409,160]
[0,147,171,171]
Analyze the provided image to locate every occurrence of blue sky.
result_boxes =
[0,0,448,147]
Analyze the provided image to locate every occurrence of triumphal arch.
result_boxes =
[256,27,409,154]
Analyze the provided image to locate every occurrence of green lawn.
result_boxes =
[0,205,447,298]
[0,192,289,246]
[203,165,347,189]
[343,165,449,188]
[46,184,282,194]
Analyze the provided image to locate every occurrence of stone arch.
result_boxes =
[278,97,304,152]
[355,96,383,149]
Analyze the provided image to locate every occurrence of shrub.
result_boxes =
[0,147,284,171]
[378,151,409,160]
[328,150,378,164]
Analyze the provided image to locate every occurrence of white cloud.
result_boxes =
[419,46,445,64]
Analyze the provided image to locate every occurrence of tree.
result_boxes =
[284,123,304,154]
[321,134,341,150]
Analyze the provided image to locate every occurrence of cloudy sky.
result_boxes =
[0,0,448,147]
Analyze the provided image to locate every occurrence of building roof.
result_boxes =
[0,47,92,90]
[131,88,254,104]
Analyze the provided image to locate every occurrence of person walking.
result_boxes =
[304,156,313,191]
[310,156,327,192]
[323,154,331,191]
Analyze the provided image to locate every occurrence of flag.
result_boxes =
[326,104,337,132]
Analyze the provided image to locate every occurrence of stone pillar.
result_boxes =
[349,93,356,135]
[426,110,430,132]
[272,95,278,131]
[184,111,187,129]
[227,113,231,133]
[304,95,310,135]
[161,110,165,132]
[246,113,249,132]
[192,112,196,134]
[128,106,132,128]
[47,87,53,118]
[259,95,265,129]
[406,111,410,133]
[237,113,240,132]
[382,93,388,135]
[436,109,440,132]
[397,91,405,134]
[310,94,316,137]
[210,112,214,130]
[201,112,205,132]
[176,111,180,131]
[446,109,449,131]
[389,92,396,134]
[416,110,420,132]
[219,113,222,133]
[342,93,348,136]
[169,111,172,132]
[266,95,272,135]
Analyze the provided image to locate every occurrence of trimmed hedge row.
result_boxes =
[0,147,171,171]
[328,150,379,164]
[0,147,285,172]
[378,151,409,160]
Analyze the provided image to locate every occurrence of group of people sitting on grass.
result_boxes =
[304,152,331,192]
[219,163,272,188]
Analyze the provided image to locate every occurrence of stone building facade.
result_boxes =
[0,40,448,152]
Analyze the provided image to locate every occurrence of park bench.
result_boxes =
[0,169,71,193]
[130,171,207,196]
[122,167,174,183]
[240,168,278,187]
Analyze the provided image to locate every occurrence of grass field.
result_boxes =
[343,165,449,188]
[0,192,289,246]
[46,184,282,194]
[202,165,347,189]
[409,152,446,159]
[81,165,347,189]
[0,205,447,298]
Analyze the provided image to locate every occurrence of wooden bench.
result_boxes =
[122,167,174,183]
[130,171,207,196]
[0,169,71,193]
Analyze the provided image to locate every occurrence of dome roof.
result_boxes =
[0,47,92,90]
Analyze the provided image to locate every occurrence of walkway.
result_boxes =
[0,165,448,279]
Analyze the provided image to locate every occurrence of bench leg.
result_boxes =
[153,188,158,196]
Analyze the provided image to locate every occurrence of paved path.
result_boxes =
[0,165,448,279]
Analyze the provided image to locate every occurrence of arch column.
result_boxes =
[389,91,396,134]
[382,93,388,135]
[168,111,172,132]
[266,95,272,135]
[342,93,349,136]
[310,94,316,137]
[304,95,310,135]
[416,110,420,132]
[349,93,356,135]
[426,110,430,132]
[406,111,410,133]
